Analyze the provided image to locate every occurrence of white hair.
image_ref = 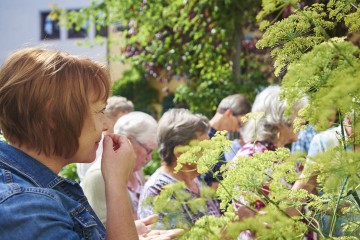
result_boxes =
[105,96,134,118]
[113,111,158,145]
[241,85,307,143]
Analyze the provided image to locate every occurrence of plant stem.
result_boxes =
[212,170,258,214]
[298,208,325,238]
[258,188,323,235]
[350,190,360,210]
[329,176,349,237]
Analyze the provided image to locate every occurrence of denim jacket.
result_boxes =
[0,141,106,239]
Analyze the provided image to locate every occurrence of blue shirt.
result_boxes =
[291,125,317,154]
[0,141,106,239]
[224,139,242,161]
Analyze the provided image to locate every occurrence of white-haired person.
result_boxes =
[138,108,220,229]
[77,96,134,182]
[232,85,307,239]
[82,111,158,222]
[103,96,134,135]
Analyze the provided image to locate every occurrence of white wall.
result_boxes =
[0,0,107,65]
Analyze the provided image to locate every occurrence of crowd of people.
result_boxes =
[0,47,357,239]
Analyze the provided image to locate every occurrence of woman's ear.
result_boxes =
[224,108,233,117]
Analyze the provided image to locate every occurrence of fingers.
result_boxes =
[101,134,136,184]
[163,229,185,238]
[140,229,184,240]
[140,214,159,226]
[104,134,131,151]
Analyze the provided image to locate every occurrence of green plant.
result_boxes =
[0,133,6,142]
[143,149,161,177]
[59,163,80,183]
[51,0,269,117]
[111,65,159,117]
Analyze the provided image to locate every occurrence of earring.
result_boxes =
[277,131,281,140]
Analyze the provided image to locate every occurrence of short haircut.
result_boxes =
[217,94,251,116]
[157,108,209,165]
[105,96,134,118]
[241,85,307,143]
[0,47,110,158]
[113,111,158,146]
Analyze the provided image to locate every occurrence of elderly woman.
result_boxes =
[237,85,305,156]
[138,108,221,229]
[232,85,307,239]
[103,96,134,135]
[82,111,158,222]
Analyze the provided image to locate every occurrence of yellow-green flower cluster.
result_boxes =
[175,131,232,174]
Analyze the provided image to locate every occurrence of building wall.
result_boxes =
[0,0,107,65]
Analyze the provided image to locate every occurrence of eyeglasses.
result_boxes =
[133,138,153,156]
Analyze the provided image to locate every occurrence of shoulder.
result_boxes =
[82,162,103,190]
[308,126,341,157]
[236,143,257,157]
[0,184,82,239]
[81,164,105,203]
[141,170,175,197]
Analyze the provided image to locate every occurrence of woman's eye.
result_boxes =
[98,108,106,114]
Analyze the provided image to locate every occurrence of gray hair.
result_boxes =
[241,85,307,143]
[113,111,158,146]
[157,108,209,165]
[217,94,251,116]
[105,96,134,118]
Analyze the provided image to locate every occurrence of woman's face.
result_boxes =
[131,137,157,172]
[70,98,107,164]
[179,131,209,171]
[277,123,298,147]
[276,115,299,147]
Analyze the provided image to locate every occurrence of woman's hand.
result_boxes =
[136,215,184,240]
[101,134,135,186]
[102,134,139,239]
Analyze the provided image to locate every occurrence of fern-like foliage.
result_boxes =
[280,39,360,132]
[141,181,217,231]
[257,3,334,76]
[167,134,360,238]
[257,1,360,77]
[175,131,232,175]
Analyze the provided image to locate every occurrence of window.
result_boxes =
[94,12,108,37]
[40,12,60,40]
[96,25,108,37]
[67,9,88,39]
[68,23,88,38]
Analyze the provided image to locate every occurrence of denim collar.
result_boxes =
[0,141,69,189]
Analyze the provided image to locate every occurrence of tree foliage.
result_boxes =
[111,65,159,116]
[51,0,269,117]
